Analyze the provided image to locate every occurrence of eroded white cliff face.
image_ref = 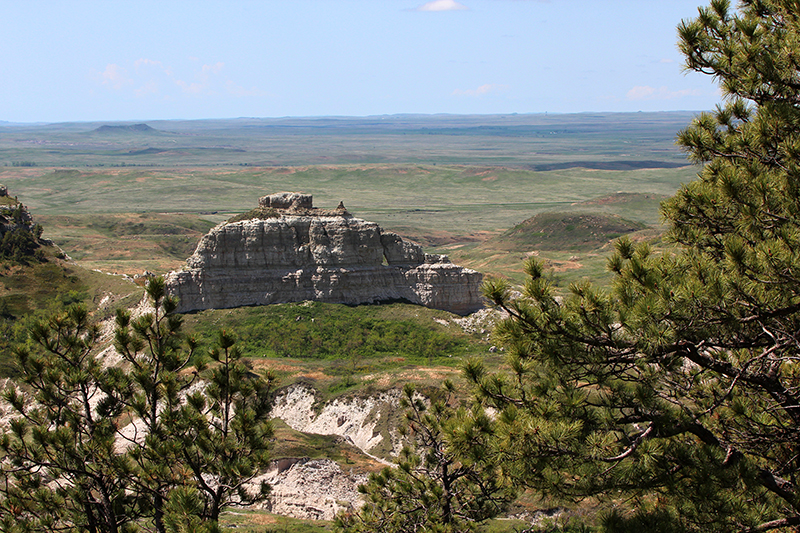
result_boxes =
[271,383,403,460]
[165,194,483,315]
[256,459,367,520]
[259,383,407,520]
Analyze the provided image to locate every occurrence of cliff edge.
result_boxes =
[165,193,483,315]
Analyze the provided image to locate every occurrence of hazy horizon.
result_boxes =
[0,109,709,127]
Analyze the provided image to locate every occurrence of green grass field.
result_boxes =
[1,164,693,280]
[0,113,699,284]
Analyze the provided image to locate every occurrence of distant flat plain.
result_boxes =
[0,113,702,280]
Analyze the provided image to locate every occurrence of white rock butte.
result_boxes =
[165,193,483,315]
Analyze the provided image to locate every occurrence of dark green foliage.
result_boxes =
[161,487,221,533]
[0,278,276,533]
[0,198,45,264]
[470,2,800,531]
[110,277,200,533]
[176,330,276,521]
[0,224,42,264]
[0,305,137,533]
[335,382,514,533]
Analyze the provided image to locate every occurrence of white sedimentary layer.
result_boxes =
[271,384,402,458]
[256,458,367,520]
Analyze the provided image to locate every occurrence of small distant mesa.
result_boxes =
[165,192,484,315]
[93,123,158,133]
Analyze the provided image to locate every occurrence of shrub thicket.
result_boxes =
[184,303,474,363]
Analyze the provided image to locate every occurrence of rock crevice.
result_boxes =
[166,193,483,314]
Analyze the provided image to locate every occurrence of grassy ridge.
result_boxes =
[495,211,646,251]
[0,252,140,319]
[444,193,670,285]
[36,213,216,275]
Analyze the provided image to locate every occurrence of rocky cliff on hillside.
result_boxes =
[165,193,483,314]
[0,186,44,261]
[272,383,403,460]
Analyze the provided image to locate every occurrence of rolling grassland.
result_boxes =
[0,113,704,530]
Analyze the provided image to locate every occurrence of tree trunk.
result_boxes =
[441,462,452,525]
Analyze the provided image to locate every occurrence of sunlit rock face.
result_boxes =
[165,193,483,315]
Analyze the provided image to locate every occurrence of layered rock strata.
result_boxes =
[165,193,483,315]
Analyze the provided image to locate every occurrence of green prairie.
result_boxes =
[0,113,703,530]
[0,113,700,282]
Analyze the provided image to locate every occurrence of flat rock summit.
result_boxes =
[165,192,483,315]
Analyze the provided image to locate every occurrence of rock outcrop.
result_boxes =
[165,193,483,314]
[257,458,367,520]
[271,383,403,460]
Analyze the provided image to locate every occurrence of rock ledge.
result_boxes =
[165,193,483,315]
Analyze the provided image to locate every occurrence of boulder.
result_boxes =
[258,192,313,210]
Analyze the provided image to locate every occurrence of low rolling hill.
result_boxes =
[443,192,668,287]
[36,213,217,275]
[93,123,159,134]
[494,211,646,252]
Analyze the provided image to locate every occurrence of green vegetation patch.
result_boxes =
[0,250,143,376]
[0,195,18,207]
[494,211,646,252]
[220,511,332,533]
[0,259,83,316]
[228,206,281,223]
[83,213,216,237]
[182,301,480,364]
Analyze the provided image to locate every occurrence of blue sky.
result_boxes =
[1,0,722,123]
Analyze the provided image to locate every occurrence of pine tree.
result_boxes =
[472,1,800,531]
[0,279,276,532]
[176,330,276,522]
[109,277,200,533]
[0,305,136,533]
[335,382,513,533]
